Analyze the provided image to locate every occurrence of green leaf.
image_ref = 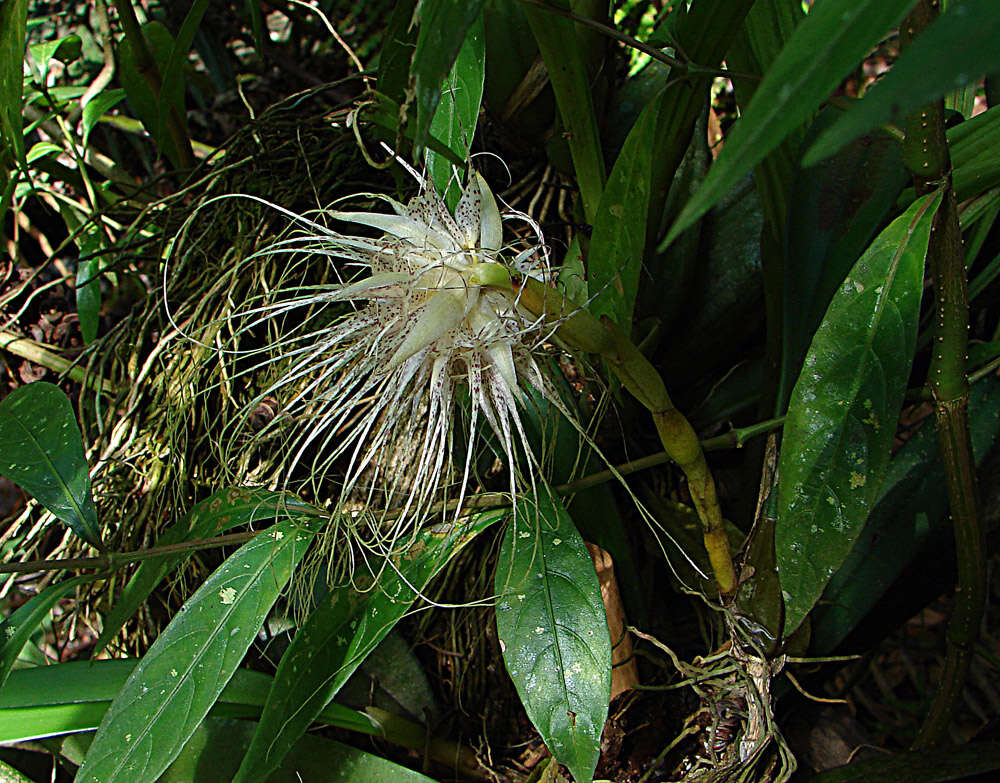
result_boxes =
[244,0,265,54]
[521,0,605,223]
[157,0,207,145]
[778,109,909,409]
[586,90,660,326]
[25,141,62,164]
[0,660,375,744]
[495,487,610,783]
[94,488,321,656]
[75,517,318,783]
[664,0,917,248]
[804,0,1000,167]
[80,88,126,149]
[0,575,93,690]
[160,717,440,783]
[810,375,1000,654]
[776,191,942,636]
[117,21,184,166]
[805,741,1000,783]
[411,0,488,153]
[28,34,82,79]
[376,0,419,106]
[0,382,101,549]
[949,104,1000,202]
[425,12,485,209]
[0,0,28,166]
[231,510,502,782]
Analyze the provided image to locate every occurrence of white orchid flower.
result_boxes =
[189,170,565,562]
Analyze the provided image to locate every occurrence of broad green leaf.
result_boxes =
[75,517,318,783]
[94,488,322,656]
[495,487,610,783]
[117,22,185,167]
[0,575,93,690]
[664,0,917,247]
[810,376,1000,654]
[587,90,660,326]
[0,660,374,744]
[521,0,605,223]
[592,0,754,327]
[804,0,1000,167]
[411,0,488,153]
[376,0,419,106]
[160,717,439,783]
[777,191,942,636]
[28,34,82,79]
[231,510,502,782]
[726,0,805,244]
[657,176,764,394]
[425,12,485,209]
[81,89,126,149]
[359,631,438,724]
[778,109,909,410]
[362,93,466,169]
[0,382,101,549]
[0,0,28,166]
[805,741,1000,783]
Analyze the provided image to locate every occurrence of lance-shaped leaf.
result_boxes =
[425,12,485,209]
[0,660,374,744]
[230,510,502,782]
[777,191,941,636]
[94,488,323,655]
[495,487,611,783]
[412,0,488,153]
[0,576,94,690]
[0,382,101,549]
[663,0,917,247]
[74,516,318,783]
[804,0,1000,167]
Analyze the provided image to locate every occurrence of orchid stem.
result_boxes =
[513,276,738,594]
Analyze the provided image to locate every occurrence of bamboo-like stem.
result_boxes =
[902,0,985,750]
[515,276,738,593]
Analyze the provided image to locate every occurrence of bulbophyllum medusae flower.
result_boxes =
[191,169,566,564]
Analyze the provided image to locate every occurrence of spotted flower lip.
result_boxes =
[203,170,564,555]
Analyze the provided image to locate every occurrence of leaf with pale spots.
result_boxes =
[0,382,101,549]
[94,488,322,657]
[230,509,503,783]
[74,516,318,783]
[495,486,610,783]
[777,191,942,636]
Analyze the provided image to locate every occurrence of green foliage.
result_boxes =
[665,0,917,246]
[0,660,375,743]
[231,509,502,781]
[495,487,610,783]
[76,516,318,782]
[0,382,101,548]
[4,0,1000,779]
[805,0,1000,166]
[777,192,940,635]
